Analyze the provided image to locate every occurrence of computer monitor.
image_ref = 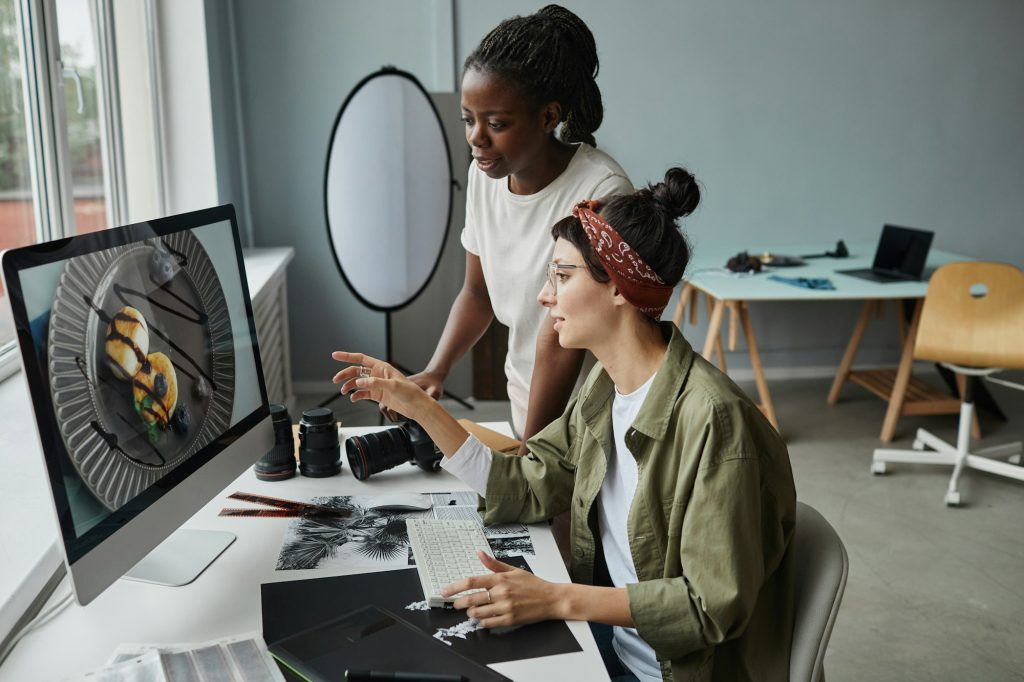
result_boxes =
[1,204,273,605]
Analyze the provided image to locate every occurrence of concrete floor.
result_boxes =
[307,371,1024,682]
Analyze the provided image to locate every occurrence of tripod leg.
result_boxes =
[393,363,475,410]
[318,391,342,408]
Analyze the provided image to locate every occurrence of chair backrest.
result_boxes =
[790,502,849,682]
[915,261,1024,369]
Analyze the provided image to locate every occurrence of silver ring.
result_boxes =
[485,589,492,604]
[357,366,371,378]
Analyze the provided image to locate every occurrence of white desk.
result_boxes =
[674,243,972,439]
[0,424,607,682]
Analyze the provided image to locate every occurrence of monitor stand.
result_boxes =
[124,529,236,587]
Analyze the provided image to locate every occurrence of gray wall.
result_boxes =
[205,0,253,245]
[213,0,1024,391]
[457,0,1024,373]
[219,0,472,404]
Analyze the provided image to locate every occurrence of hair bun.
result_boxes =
[652,167,700,219]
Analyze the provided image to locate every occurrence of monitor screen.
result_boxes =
[3,205,269,578]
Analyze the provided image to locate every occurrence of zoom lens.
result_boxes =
[254,403,296,481]
[345,427,412,481]
[298,407,341,477]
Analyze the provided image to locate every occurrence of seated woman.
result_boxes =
[332,167,796,682]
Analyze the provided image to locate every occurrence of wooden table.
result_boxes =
[673,243,972,441]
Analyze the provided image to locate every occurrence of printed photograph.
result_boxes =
[276,493,535,571]
[486,535,535,560]
[277,495,429,571]
[430,491,479,507]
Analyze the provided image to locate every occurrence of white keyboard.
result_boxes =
[406,518,492,608]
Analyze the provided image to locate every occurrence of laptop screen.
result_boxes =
[872,224,934,279]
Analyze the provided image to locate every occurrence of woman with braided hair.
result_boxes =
[332,168,797,681]
[400,4,634,448]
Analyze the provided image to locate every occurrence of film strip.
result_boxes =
[218,491,351,519]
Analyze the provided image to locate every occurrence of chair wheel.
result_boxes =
[871,461,887,475]
[944,491,961,507]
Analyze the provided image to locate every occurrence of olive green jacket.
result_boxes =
[482,322,797,681]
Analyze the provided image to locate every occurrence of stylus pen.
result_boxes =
[345,671,466,682]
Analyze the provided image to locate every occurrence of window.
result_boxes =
[0,0,40,356]
[56,0,115,236]
[0,0,154,378]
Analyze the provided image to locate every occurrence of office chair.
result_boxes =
[789,502,849,682]
[871,262,1024,505]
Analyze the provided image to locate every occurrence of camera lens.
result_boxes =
[298,407,341,477]
[254,403,296,481]
[345,427,412,481]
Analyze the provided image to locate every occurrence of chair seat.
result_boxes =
[871,262,1024,506]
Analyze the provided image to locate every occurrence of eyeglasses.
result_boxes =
[546,262,582,294]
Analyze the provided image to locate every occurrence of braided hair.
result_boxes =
[464,4,603,146]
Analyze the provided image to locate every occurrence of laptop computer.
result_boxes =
[837,224,934,283]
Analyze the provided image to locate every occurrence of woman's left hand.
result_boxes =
[441,551,566,628]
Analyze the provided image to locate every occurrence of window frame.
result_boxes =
[0,0,134,377]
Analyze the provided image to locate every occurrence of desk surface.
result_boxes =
[0,424,607,682]
[687,242,971,301]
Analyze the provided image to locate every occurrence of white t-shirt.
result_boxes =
[601,372,661,682]
[461,143,632,437]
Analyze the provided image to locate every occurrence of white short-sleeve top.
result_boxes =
[461,143,633,436]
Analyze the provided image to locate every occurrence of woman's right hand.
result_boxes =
[331,351,433,423]
[380,369,446,422]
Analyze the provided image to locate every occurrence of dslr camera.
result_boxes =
[345,419,443,481]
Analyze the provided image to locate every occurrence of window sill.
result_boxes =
[0,346,22,383]
[0,373,62,645]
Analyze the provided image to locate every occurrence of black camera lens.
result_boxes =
[346,427,412,481]
[345,420,442,481]
[298,407,341,477]
[255,403,296,481]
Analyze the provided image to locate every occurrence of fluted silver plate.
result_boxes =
[48,230,235,511]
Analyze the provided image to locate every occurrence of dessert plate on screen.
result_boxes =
[48,230,235,510]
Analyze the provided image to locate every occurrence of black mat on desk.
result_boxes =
[269,605,510,682]
[261,557,581,667]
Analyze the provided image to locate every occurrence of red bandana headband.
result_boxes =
[572,199,674,319]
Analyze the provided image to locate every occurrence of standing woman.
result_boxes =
[405,5,634,442]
